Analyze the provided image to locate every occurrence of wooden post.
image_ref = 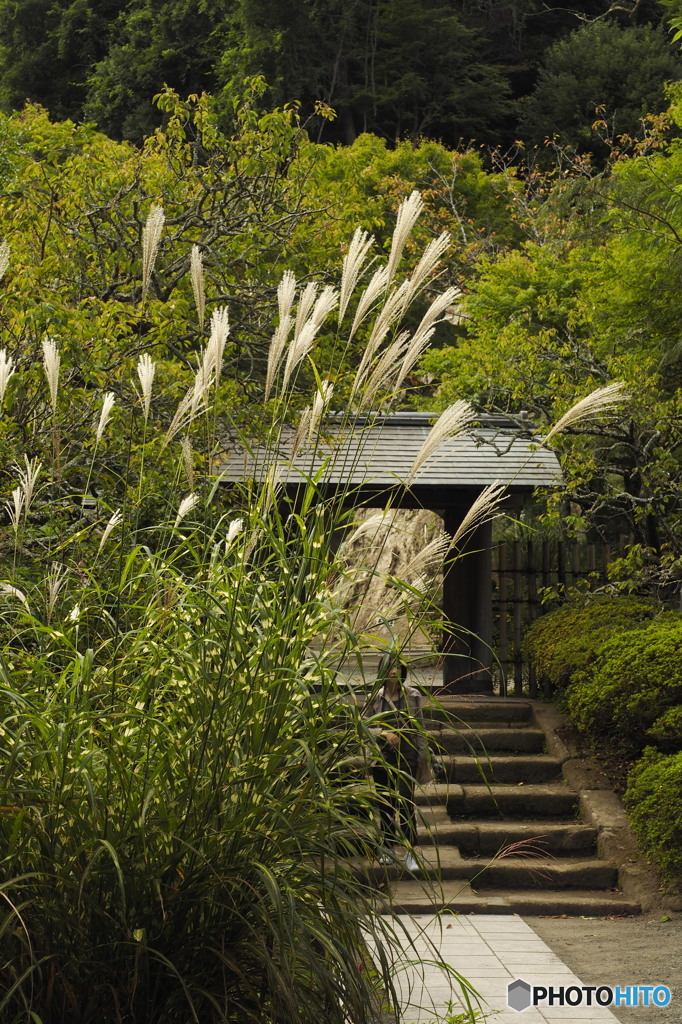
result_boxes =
[498,542,508,698]
[527,540,538,698]
[513,540,523,696]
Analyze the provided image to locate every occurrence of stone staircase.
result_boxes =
[374,697,642,916]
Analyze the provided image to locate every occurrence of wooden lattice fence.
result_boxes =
[492,538,631,697]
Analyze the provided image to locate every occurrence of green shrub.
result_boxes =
[565,615,682,750]
[522,595,657,690]
[646,706,682,752]
[625,748,682,885]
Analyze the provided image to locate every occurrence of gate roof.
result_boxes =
[219,411,562,496]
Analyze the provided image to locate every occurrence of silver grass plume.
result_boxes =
[95,392,116,443]
[543,383,630,443]
[98,508,123,552]
[0,348,15,408]
[386,191,423,282]
[205,306,229,386]
[343,510,398,549]
[450,481,507,548]
[16,456,42,519]
[308,380,334,440]
[0,239,9,282]
[42,338,60,411]
[5,486,23,534]
[339,228,374,322]
[141,204,165,301]
[163,370,212,447]
[404,231,451,305]
[294,281,318,340]
[403,531,451,578]
[349,266,389,341]
[407,400,476,484]
[310,285,338,327]
[264,271,297,400]
[226,517,243,545]
[392,287,460,394]
[175,492,199,527]
[351,280,410,397]
[281,319,320,394]
[362,331,411,407]
[45,562,67,622]
[190,245,205,326]
[0,583,29,610]
[136,353,156,421]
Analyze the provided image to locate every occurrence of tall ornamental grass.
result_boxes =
[0,193,626,1023]
[0,196,483,1024]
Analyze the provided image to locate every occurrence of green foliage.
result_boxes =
[625,747,682,883]
[520,21,682,154]
[646,704,682,751]
[565,615,682,749]
[522,595,657,690]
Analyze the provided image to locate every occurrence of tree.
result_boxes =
[519,21,682,155]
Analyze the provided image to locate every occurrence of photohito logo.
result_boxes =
[507,979,672,1012]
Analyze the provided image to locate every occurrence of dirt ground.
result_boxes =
[526,913,682,1024]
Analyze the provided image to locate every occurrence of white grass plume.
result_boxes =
[349,266,389,341]
[0,239,9,282]
[351,280,410,398]
[141,204,165,301]
[339,229,374,322]
[136,353,156,421]
[281,320,319,394]
[278,270,297,322]
[264,272,297,400]
[95,392,116,443]
[294,281,318,340]
[0,348,15,408]
[163,371,211,447]
[5,486,23,533]
[404,231,450,305]
[16,456,42,518]
[343,510,398,549]
[407,400,476,484]
[543,383,630,442]
[310,285,338,327]
[45,562,67,622]
[404,531,451,578]
[98,508,123,552]
[175,493,199,527]
[206,306,229,385]
[362,331,411,406]
[0,583,29,610]
[190,245,205,326]
[42,338,60,411]
[386,191,423,282]
[226,517,243,545]
[264,314,293,400]
[450,482,507,548]
[309,380,333,439]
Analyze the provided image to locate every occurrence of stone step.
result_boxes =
[430,728,545,754]
[417,817,599,857]
[445,784,578,819]
[384,883,641,917]
[445,754,562,784]
[423,698,533,727]
[364,848,617,889]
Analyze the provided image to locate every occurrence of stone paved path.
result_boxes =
[383,914,620,1024]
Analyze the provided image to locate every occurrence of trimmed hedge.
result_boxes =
[625,748,682,884]
[565,615,682,751]
[522,595,657,691]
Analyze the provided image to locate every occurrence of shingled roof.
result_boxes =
[219,411,562,494]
